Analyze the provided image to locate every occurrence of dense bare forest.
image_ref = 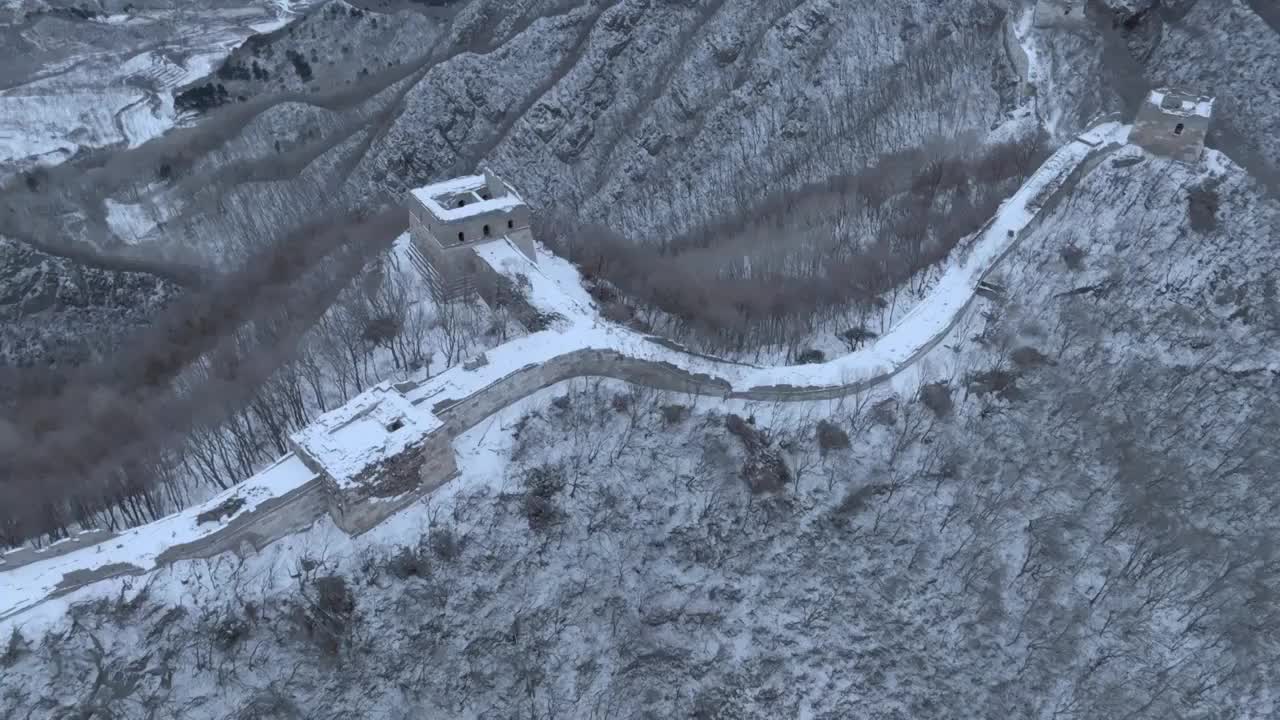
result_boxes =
[547,134,1049,359]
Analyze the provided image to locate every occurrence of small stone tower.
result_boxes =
[405,169,536,302]
[1034,0,1088,28]
[1131,88,1214,164]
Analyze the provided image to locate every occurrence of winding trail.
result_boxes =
[0,121,1130,626]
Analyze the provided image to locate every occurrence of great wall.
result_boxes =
[0,120,1139,623]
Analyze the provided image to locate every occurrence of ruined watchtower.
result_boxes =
[1034,0,1087,28]
[405,169,536,302]
[1131,88,1214,164]
[288,382,457,535]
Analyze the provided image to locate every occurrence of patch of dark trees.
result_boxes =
[0,207,408,548]
[286,50,314,83]
[175,83,231,114]
[544,133,1048,356]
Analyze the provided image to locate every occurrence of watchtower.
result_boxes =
[1131,88,1214,164]
[405,169,536,302]
[1034,0,1087,28]
[288,382,457,534]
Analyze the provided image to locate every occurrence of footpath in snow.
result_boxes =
[0,122,1130,625]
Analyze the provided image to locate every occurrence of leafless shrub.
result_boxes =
[610,392,633,413]
[837,325,879,351]
[1010,346,1052,370]
[833,482,892,519]
[212,607,251,651]
[1060,243,1087,271]
[234,686,304,720]
[1188,184,1219,233]
[871,397,898,426]
[796,348,825,364]
[428,526,461,562]
[725,414,791,493]
[815,419,851,455]
[919,382,954,418]
[966,368,1024,402]
[660,404,690,426]
[314,575,354,617]
[288,573,356,658]
[523,463,566,532]
[1,627,28,668]
[387,544,432,580]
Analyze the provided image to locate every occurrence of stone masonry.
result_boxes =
[406,169,536,303]
[1131,88,1214,164]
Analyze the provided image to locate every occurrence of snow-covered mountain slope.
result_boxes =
[0,0,322,179]
[2,138,1276,718]
[0,120,1126,626]
[4,0,1278,368]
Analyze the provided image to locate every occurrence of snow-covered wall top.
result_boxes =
[1,454,318,623]
[289,381,442,488]
[1148,89,1215,119]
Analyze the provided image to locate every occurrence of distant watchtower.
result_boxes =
[1034,0,1087,28]
[1131,88,1214,164]
[405,169,536,302]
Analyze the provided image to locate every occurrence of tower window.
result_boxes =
[1173,123,1185,135]
[457,231,465,242]
[507,219,514,229]
[483,224,491,237]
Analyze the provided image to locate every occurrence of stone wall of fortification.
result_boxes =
[5,138,1126,620]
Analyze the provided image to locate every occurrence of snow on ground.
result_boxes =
[104,198,160,244]
[0,454,315,625]
[0,122,1130,628]
[1013,6,1064,138]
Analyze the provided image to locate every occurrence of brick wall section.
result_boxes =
[325,430,459,536]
